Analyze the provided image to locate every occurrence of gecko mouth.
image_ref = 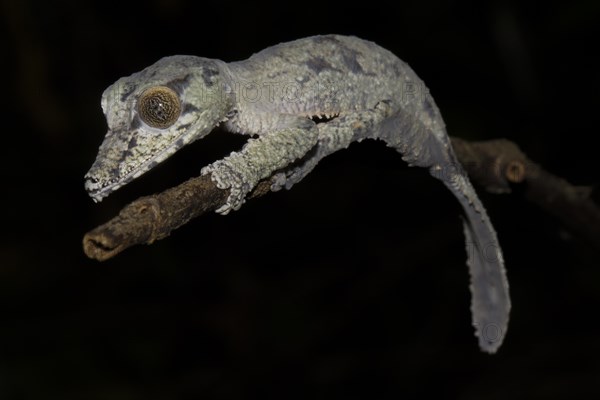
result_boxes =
[85,131,198,202]
[85,145,182,202]
[85,166,151,203]
[85,165,150,203]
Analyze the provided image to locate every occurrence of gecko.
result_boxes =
[85,35,510,353]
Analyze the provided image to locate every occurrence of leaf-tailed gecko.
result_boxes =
[85,35,510,353]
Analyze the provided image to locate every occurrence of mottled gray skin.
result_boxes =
[85,35,510,352]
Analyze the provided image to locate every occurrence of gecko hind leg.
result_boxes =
[275,101,395,191]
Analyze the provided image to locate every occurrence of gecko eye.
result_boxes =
[137,86,181,129]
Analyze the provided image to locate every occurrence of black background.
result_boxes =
[1,0,599,399]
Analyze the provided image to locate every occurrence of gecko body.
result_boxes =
[85,35,510,352]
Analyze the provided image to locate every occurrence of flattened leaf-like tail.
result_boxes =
[377,100,510,352]
[443,171,511,353]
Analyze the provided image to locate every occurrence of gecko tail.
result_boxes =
[441,171,511,353]
[377,105,511,352]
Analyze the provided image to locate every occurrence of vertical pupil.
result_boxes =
[150,97,167,120]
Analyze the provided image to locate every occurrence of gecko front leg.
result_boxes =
[201,116,318,214]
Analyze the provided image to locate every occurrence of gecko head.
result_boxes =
[85,56,232,202]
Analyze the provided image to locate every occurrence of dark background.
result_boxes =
[1,0,599,398]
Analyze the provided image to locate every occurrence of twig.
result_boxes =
[452,138,600,248]
[83,138,599,260]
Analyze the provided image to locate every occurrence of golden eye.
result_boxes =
[137,86,181,129]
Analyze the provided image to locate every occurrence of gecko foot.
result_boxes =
[201,155,259,214]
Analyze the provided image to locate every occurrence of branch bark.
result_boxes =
[83,138,600,261]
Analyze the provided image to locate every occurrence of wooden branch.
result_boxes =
[452,138,600,248]
[83,138,600,260]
